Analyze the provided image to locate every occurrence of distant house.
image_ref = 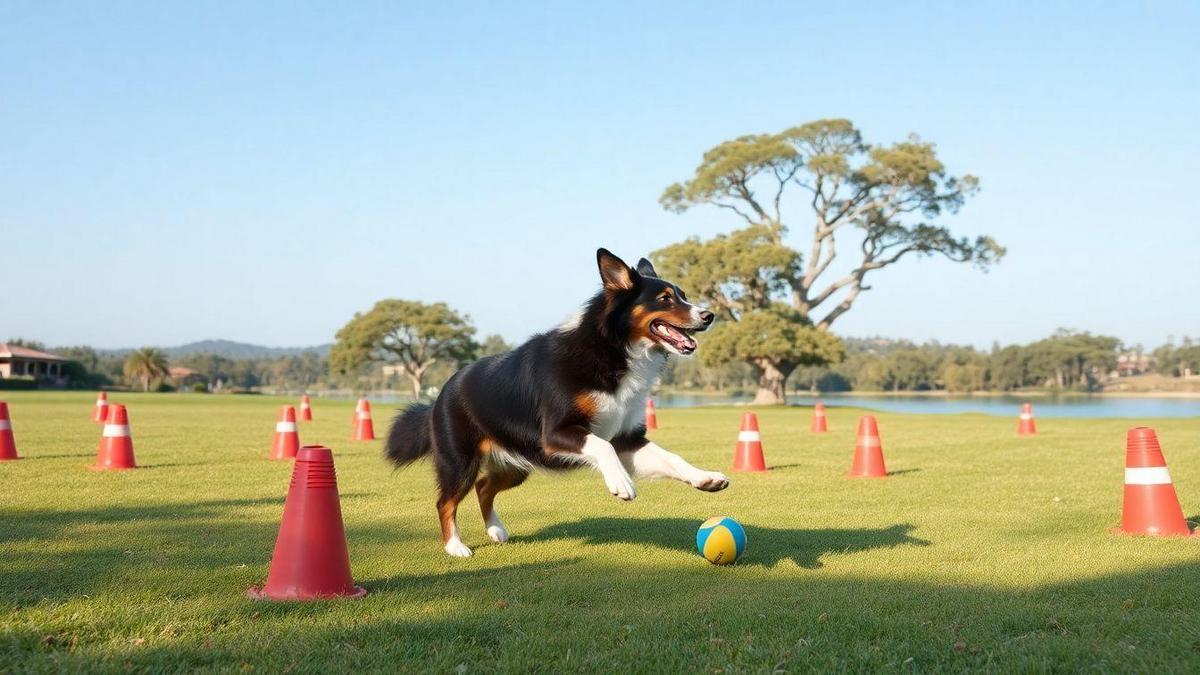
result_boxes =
[1115,351,1153,377]
[0,343,68,384]
[169,366,207,389]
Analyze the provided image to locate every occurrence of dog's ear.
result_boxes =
[636,258,658,279]
[596,248,635,291]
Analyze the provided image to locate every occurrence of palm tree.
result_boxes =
[124,347,170,392]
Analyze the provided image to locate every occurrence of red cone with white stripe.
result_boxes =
[353,399,376,441]
[92,404,137,470]
[1116,427,1194,537]
[849,415,887,478]
[811,401,828,433]
[270,406,301,460]
[1017,402,1037,435]
[248,445,367,600]
[351,397,365,426]
[298,394,313,422]
[92,391,109,424]
[0,401,19,461]
[731,412,767,472]
[644,398,658,430]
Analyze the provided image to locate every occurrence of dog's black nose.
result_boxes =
[699,310,715,326]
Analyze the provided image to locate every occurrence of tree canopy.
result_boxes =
[660,118,1003,328]
[330,299,477,399]
[655,119,1002,402]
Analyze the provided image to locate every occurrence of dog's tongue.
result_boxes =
[660,323,697,351]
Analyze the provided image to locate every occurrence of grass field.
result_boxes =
[2,392,1198,672]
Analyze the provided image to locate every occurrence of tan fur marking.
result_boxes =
[438,500,460,544]
[574,392,598,419]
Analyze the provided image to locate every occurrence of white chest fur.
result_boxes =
[587,344,666,440]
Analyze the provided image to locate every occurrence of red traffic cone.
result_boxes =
[92,404,137,470]
[299,394,313,422]
[92,391,109,423]
[0,401,19,461]
[353,399,376,441]
[731,412,767,472]
[1017,402,1037,435]
[849,415,887,478]
[1115,427,1195,537]
[644,398,658,430]
[270,406,301,460]
[351,397,365,426]
[811,401,828,433]
[248,445,367,600]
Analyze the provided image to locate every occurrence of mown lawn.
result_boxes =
[1,391,1198,672]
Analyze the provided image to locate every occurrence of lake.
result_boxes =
[654,393,1200,419]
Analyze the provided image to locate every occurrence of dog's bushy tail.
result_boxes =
[385,403,434,467]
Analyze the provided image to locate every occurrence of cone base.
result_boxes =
[731,466,768,473]
[89,464,137,471]
[246,584,368,601]
[0,456,21,461]
[1109,525,1198,538]
[848,472,887,479]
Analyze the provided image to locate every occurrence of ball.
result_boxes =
[696,516,746,565]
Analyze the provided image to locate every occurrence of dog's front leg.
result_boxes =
[618,440,730,492]
[545,426,636,501]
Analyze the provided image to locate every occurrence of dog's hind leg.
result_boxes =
[475,469,528,544]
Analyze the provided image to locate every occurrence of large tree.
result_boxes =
[330,299,477,399]
[123,347,170,392]
[656,119,1003,403]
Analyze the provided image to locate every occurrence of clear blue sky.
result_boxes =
[2,2,1197,350]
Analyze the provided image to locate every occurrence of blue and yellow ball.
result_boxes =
[696,516,746,565]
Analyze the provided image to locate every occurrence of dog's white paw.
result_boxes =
[486,523,509,544]
[604,467,637,501]
[689,470,730,492]
[444,538,473,557]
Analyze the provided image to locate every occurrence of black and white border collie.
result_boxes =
[386,248,730,557]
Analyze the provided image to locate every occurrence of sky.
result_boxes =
[2,2,1197,351]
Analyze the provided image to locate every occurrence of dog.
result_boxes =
[385,248,730,557]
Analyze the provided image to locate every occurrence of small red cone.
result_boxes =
[353,399,376,441]
[1115,427,1195,537]
[351,397,365,426]
[298,394,313,422]
[92,391,109,424]
[1017,402,1037,436]
[849,415,887,478]
[248,445,367,600]
[644,398,658,430]
[811,401,828,433]
[270,406,301,460]
[0,401,19,461]
[92,404,137,470]
[731,412,767,472]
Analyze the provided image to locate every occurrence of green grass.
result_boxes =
[2,392,1199,672]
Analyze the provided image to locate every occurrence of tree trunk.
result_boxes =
[142,374,150,392]
[751,358,789,405]
[410,375,422,400]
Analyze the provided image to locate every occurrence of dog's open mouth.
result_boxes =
[650,319,698,354]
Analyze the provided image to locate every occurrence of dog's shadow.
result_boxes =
[527,517,930,569]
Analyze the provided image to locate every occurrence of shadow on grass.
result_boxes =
[527,517,930,568]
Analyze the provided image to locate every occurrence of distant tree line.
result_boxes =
[13,325,1193,397]
[663,329,1183,394]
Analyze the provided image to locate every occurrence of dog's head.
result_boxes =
[595,248,714,355]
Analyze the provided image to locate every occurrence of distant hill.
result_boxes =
[95,340,331,359]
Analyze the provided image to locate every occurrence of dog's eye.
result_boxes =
[657,293,672,304]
